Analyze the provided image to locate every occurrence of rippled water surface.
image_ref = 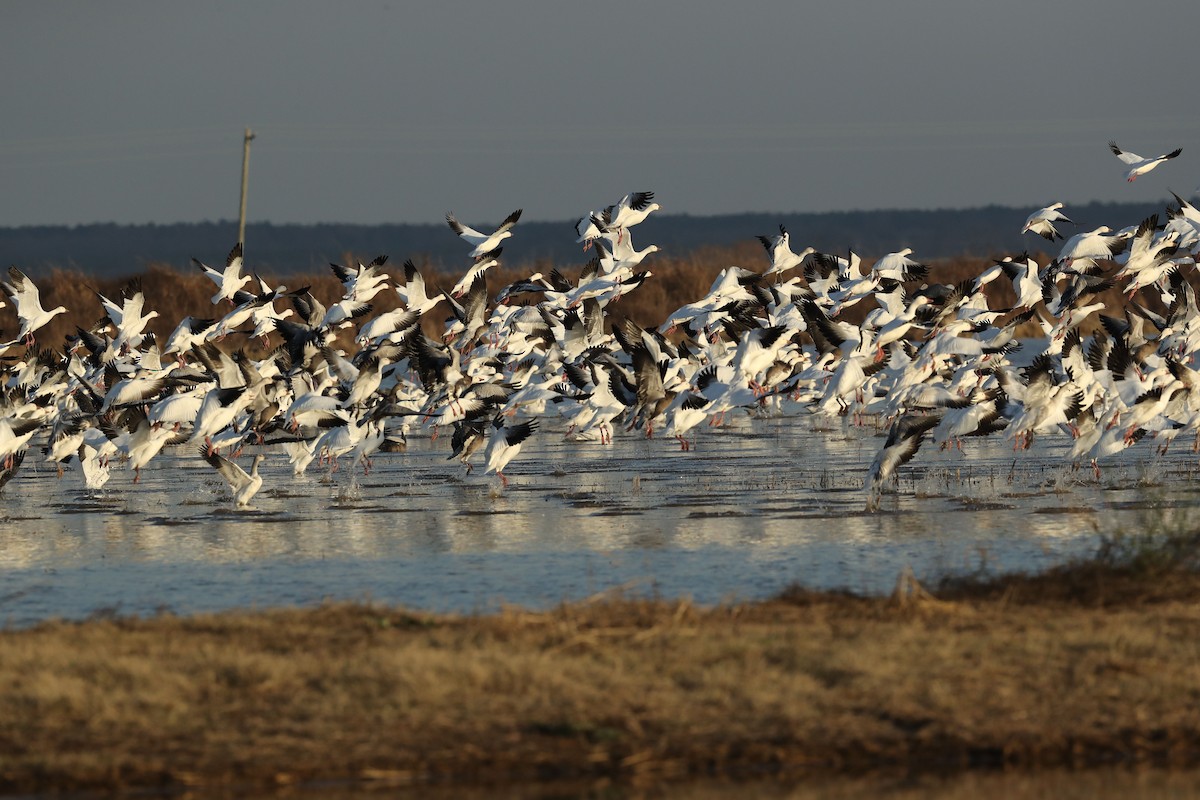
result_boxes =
[3,415,1198,626]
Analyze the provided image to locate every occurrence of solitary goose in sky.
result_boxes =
[1109,141,1182,182]
[446,209,522,259]
[201,448,265,507]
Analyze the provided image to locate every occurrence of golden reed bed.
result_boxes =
[0,245,1071,353]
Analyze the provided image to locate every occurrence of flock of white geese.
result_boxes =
[0,142,1197,510]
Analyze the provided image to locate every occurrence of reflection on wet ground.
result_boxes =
[2,416,1197,626]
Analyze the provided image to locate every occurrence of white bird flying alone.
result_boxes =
[1109,141,1182,182]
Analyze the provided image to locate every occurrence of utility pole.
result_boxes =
[238,128,256,248]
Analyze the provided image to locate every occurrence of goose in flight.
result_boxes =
[871,248,928,282]
[756,224,814,277]
[865,413,941,511]
[574,212,605,249]
[201,448,265,507]
[395,259,443,316]
[1109,141,1182,182]
[1021,202,1073,241]
[601,191,660,243]
[193,242,252,305]
[2,266,68,345]
[484,416,538,486]
[449,248,503,299]
[97,280,160,353]
[446,209,522,259]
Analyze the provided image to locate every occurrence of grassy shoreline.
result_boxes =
[3,559,1200,795]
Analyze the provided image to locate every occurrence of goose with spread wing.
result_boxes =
[1109,141,1182,182]
[446,209,522,259]
[201,448,265,507]
[2,266,68,346]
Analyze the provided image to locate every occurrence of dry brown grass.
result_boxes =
[3,246,1134,355]
[3,564,1200,795]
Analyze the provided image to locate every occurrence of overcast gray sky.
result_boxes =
[3,1,1198,228]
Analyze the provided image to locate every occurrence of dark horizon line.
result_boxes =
[0,197,1173,232]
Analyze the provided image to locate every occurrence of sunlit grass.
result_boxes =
[3,560,1200,794]
[0,246,1085,354]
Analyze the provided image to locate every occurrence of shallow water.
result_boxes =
[2,414,1198,627]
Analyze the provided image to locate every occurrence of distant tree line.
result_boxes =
[0,201,1167,279]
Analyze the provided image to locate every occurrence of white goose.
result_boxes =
[97,282,159,352]
[997,254,1044,310]
[449,248,503,298]
[756,224,814,277]
[193,242,251,305]
[1056,226,1126,272]
[1109,141,1182,182]
[395,259,442,316]
[201,449,265,507]
[871,248,928,282]
[2,266,68,345]
[601,191,660,242]
[484,416,538,486]
[446,209,522,259]
[865,414,940,510]
[1021,202,1073,241]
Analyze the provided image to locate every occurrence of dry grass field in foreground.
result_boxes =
[3,553,1200,796]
